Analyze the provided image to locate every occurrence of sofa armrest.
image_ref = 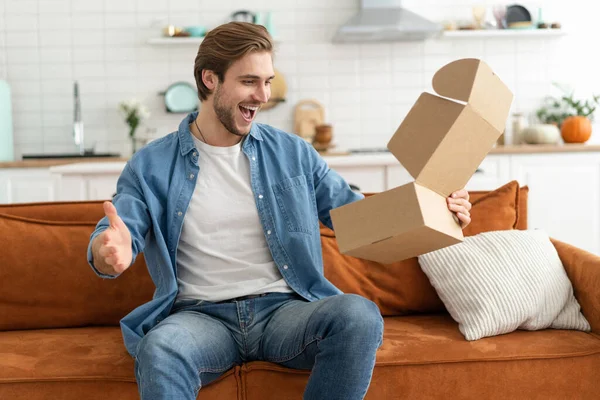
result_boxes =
[552,238,600,334]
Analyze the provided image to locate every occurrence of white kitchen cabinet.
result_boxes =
[465,155,511,191]
[326,151,600,255]
[2,151,600,255]
[0,169,55,204]
[332,166,387,192]
[385,164,413,189]
[510,153,600,255]
[50,162,125,201]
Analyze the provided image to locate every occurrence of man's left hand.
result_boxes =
[447,189,471,229]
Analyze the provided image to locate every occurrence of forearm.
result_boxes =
[91,235,118,277]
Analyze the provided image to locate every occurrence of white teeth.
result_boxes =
[241,105,259,111]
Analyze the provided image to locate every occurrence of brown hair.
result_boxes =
[194,22,274,101]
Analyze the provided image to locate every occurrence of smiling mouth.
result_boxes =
[239,104,259,122]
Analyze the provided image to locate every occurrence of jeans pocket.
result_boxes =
[272,174,318,234]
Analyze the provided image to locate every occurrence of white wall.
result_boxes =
[1,0,598,158]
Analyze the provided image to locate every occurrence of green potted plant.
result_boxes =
[536,83,599,143]
[119,98,151,154]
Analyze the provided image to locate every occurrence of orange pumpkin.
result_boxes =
[561,116,592,143]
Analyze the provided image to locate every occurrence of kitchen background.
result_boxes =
[0,0,598,157]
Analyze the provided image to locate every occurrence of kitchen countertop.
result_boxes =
[0,157,129,168]
[2,144,600,169]
[489,143,600,154]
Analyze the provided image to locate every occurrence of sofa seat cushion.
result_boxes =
[0,327,240,400]
[241,315,600,400]
[377,314,599,364]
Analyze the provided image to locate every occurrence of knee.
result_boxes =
[326,294,384,344]
[135,323,191,368]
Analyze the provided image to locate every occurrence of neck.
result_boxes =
[191,101,245,147]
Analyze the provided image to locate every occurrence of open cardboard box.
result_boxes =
[330,58,514,264]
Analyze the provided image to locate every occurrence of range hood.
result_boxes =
[333,0,442,43]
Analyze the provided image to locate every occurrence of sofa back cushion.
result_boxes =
[322,180,528,316]
[0,203,154,331]
[0,181,528,330]
[466,182,528,234]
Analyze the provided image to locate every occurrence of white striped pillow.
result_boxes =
[417,230,591,341]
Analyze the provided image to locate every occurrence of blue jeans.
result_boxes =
[134,292,384,399]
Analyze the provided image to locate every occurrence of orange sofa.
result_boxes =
[1,181,599,399]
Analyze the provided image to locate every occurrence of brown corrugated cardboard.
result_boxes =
[330,58,513,264]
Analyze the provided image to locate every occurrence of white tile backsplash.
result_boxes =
[38,14,71,30]
[39,30,71,46]
[5,31,38,47]
[1,0,599,156]
[38,0,71,14]
[71,1,103,13]
[6,1,38,14]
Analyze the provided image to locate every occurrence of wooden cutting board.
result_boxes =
[294,99,325,141]
[262,68,287,111]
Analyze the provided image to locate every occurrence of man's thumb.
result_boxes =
[103,201,121,228]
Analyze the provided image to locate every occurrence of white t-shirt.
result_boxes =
[175,133,293,302]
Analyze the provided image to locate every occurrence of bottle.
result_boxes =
[0,80,14,161]
[265,12,275,38]
[512,112,525,145]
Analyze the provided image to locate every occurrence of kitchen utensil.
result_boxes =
[294,99,325,141]
[184,26,206,37]
[261,68,287,111]
[472,6,486,29]
[160,82,198,113]
[505,4,532,28]
[230,10,255,23]
[493,5,507,28]
[0,80,14,161]
[313,124,333,151]
[163,25,188,37]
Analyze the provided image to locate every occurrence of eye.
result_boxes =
[242,80,254,85]
[265,80,272,86]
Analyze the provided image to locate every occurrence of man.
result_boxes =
[88,22,472,400]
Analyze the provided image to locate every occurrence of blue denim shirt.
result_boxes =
[87,112,363,357]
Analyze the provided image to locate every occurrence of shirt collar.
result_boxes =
[177,112,263,156]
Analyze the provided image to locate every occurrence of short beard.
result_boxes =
[213,85,250,137]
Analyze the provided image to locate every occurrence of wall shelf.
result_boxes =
[147,37,281,45]
[147,37,205,45]
[441,29,566,39]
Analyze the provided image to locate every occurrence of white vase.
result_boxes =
[521,124,561,144]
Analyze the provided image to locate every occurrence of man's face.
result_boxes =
[212,51,274,137]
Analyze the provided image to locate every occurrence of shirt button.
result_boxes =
[177,211,182,216]
[189,173,194,179]
[267,230,271,235]
[193,152,197,157]
[283,265,288,270]
[258,194,263,199]
[252,157,256,161]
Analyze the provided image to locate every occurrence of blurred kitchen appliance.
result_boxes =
[333,0,442,43]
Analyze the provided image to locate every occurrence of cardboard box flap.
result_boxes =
[387,93,465,186]
[432,58,513,133]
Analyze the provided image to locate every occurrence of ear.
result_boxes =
[202,70,218,91]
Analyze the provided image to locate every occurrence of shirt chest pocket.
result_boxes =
[272,174,318,235]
